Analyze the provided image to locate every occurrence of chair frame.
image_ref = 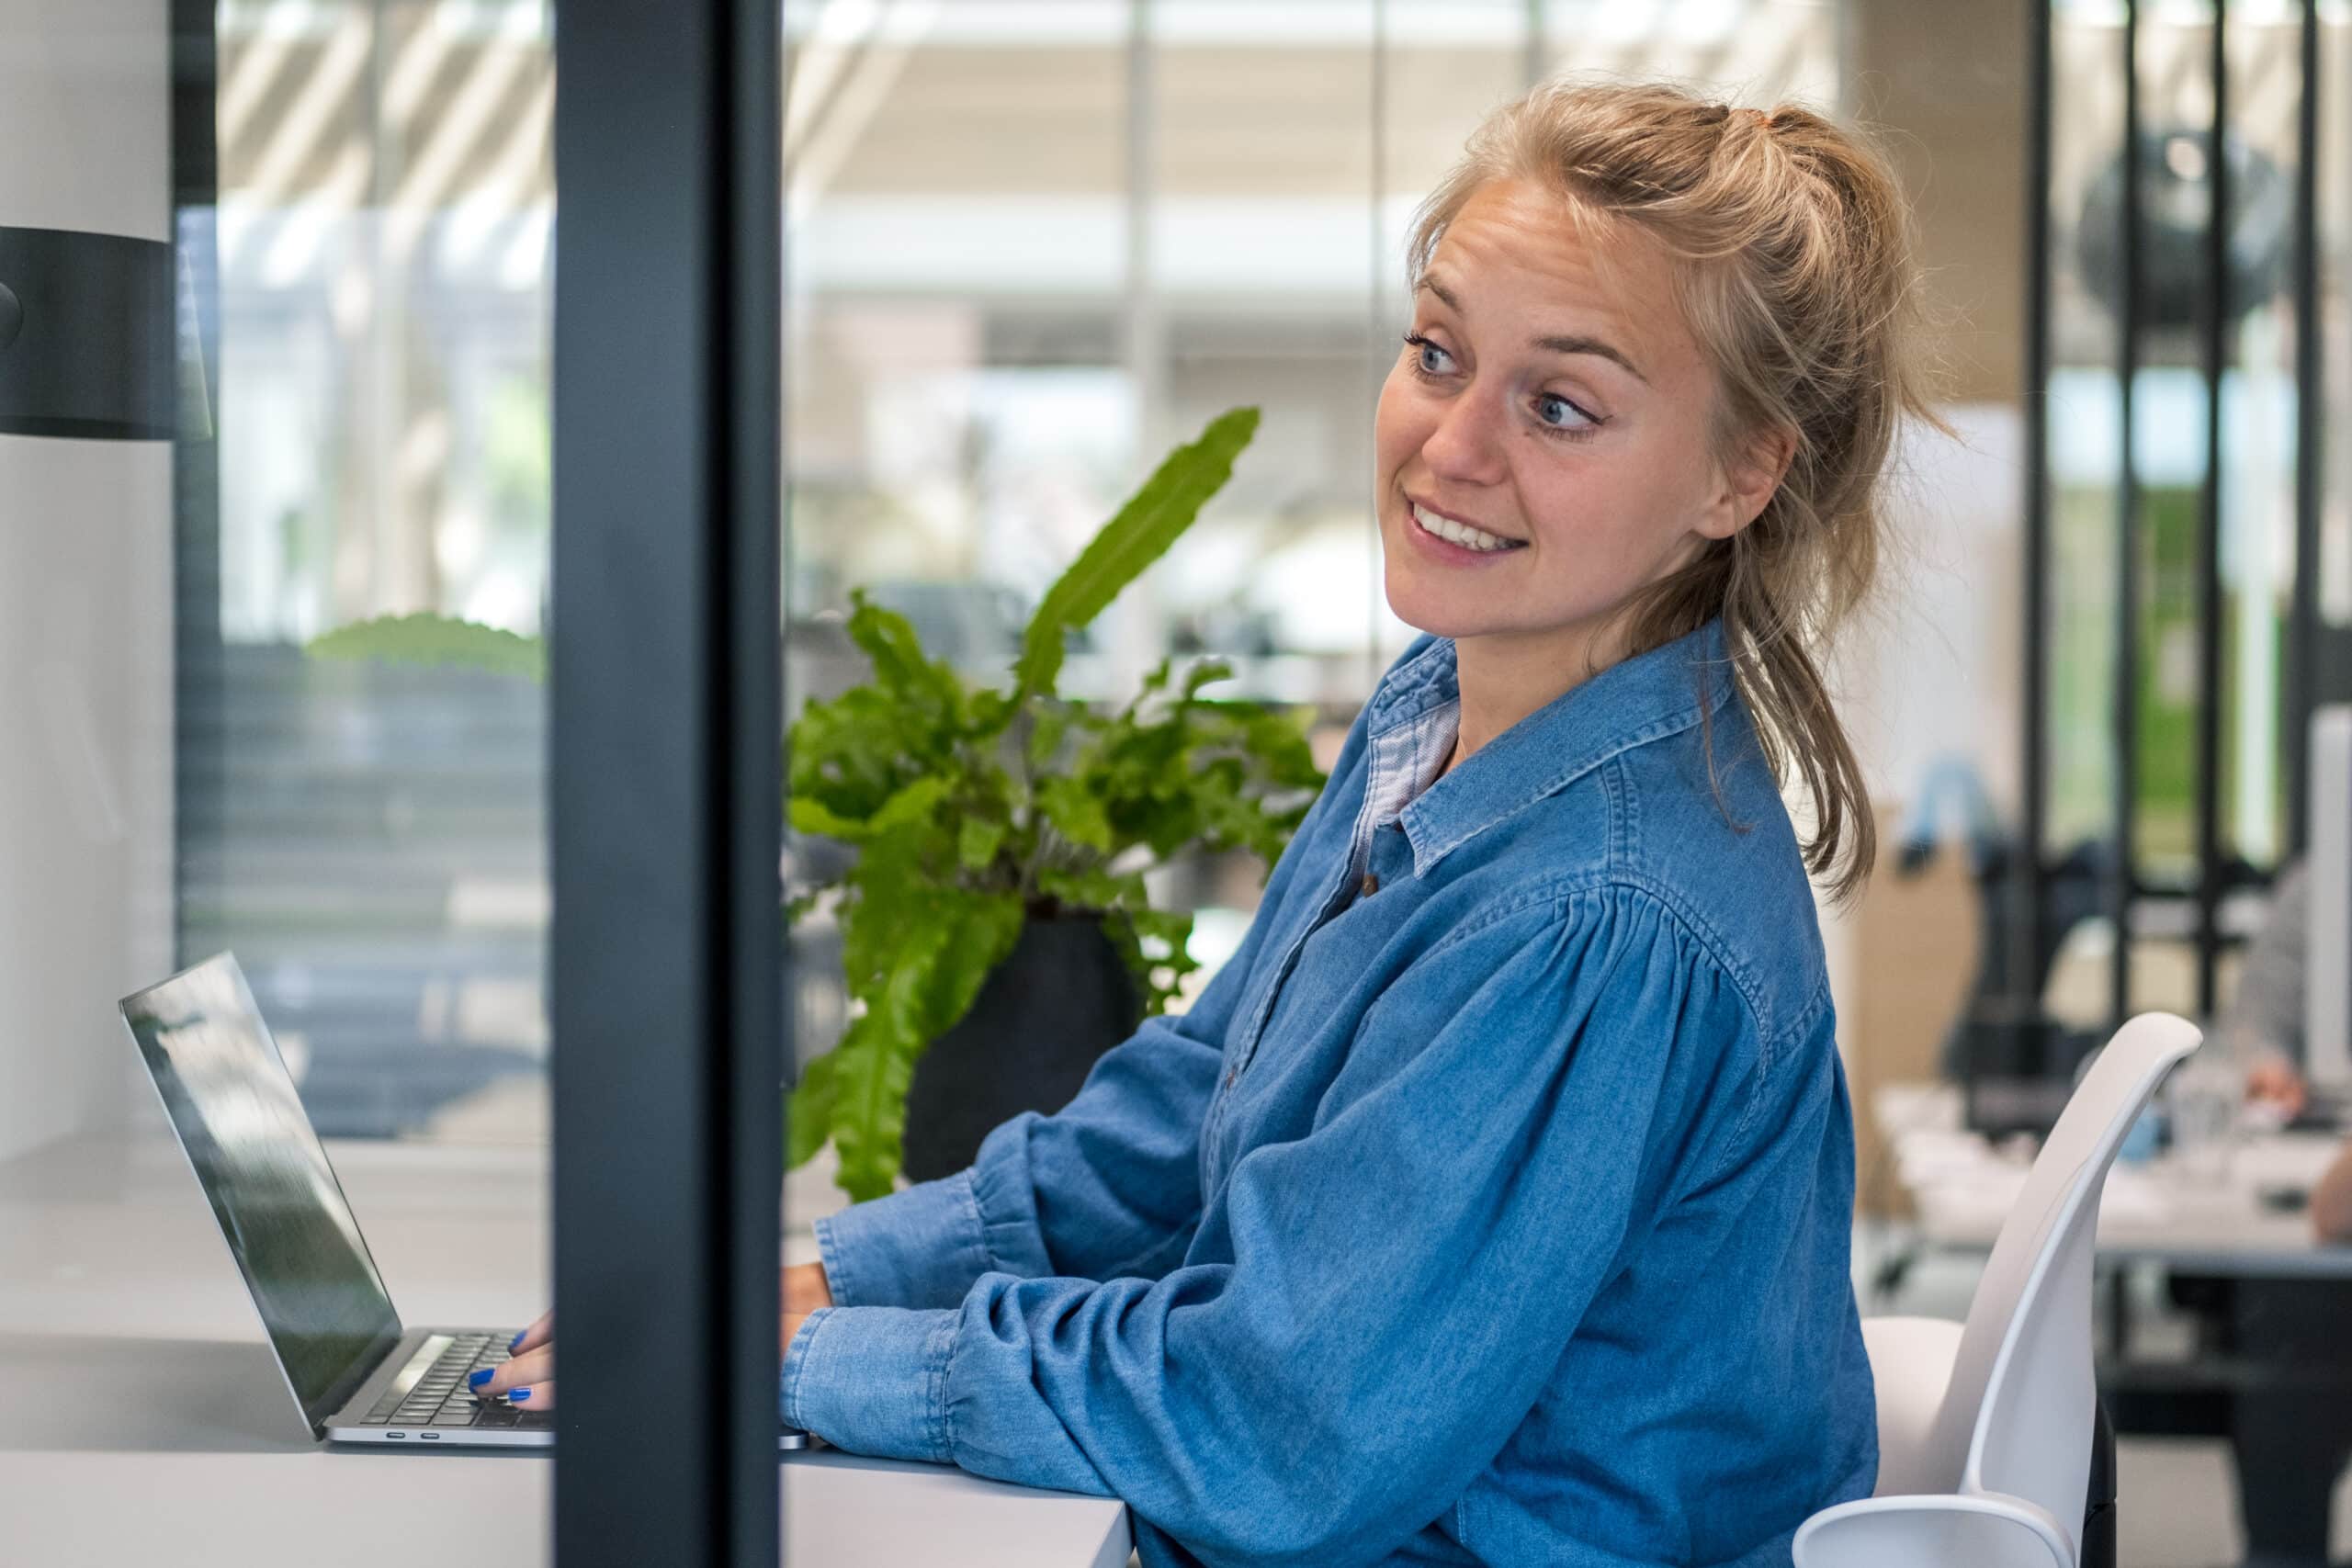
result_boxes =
[1794,1013,2201,1568]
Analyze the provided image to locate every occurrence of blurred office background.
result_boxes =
[175,0,1859,1141]
[7,0,2349,1562]
[181,0,2352,1122]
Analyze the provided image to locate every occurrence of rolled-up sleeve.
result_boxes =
[808,978,1244,1312]
[788,886,1755,1564]
[807,871,1278,1311]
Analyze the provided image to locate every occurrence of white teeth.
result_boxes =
[1412,502,1521,553]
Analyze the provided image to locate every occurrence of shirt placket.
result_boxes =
[1220,717,1410,1094]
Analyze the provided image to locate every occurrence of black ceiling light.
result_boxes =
[2075,126,2291,333]
[0,225,178,440]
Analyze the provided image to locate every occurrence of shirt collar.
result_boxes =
[1378,618,1737,877]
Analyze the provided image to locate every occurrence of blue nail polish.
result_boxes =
[509,1332,524,1351]
[510,1388,531,1403]
[469,1368,493,1388]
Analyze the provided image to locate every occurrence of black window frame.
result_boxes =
[548,1,785,1562]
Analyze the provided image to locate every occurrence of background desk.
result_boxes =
[0,1122,1132,1568]
[1893,1122,2352,1277]
[1884,1091,2352,1564]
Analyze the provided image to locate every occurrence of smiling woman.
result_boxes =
[1387,78,1952,897]
[776,73,1951,1568]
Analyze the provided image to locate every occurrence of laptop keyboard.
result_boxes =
[362,1332,543,1429]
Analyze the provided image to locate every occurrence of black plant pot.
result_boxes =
[899,908,1145,1184]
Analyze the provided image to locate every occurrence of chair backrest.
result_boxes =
[1917,1013,2202,1543]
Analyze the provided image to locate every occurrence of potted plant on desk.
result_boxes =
[310,405,1324,1202]
[782,405,1322,1198]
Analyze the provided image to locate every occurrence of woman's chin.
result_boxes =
[1382,571,1504,642]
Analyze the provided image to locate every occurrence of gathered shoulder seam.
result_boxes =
[1405,871,1815,1174]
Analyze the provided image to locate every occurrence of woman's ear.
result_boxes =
[1702,424,1796,541]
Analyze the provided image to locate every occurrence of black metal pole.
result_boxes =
[2109,0,2143,1032]
[2194,0,2229,1015]
[2020,0,2054,1036]
[550,1,783,1565]
[2286,0,2323,857]
[170,0,222,970]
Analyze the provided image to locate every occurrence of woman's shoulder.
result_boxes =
[1602,705,1831,1046]
[1443,698,1827,1055]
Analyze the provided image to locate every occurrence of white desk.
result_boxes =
[0,1122,1132,1568]
[1882,1086,2352,1278]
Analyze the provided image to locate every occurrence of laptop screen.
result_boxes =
[119,953,403,1430]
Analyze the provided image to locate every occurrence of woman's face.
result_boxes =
[1374,177,1782,656]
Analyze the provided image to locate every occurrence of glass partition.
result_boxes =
[187,0,555,1142]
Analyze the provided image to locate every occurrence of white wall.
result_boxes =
[1816,402,2025,1077]
[0,0,175,1159]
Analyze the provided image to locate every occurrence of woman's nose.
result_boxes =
[1420,389,1508,487]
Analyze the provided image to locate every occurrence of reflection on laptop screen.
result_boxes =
[119,953,402,1426]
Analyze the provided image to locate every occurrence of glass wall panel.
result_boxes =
[2037,1,2325,1022]
[2324,6,2352,653]
[187,0,554,1141]
[2216,0,2305,881]
[777,2,1848,1184]
[0,3,554,1540]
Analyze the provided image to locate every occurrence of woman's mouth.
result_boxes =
[1408,501,1528,557]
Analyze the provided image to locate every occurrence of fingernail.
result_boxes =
[469,1369,493,1388]
[509,1332,525,1351]
[510,1388,532,1404]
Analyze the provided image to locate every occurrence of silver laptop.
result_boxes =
[119,952,812,1450]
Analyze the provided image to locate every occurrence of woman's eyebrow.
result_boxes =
[1416,274,1651,387]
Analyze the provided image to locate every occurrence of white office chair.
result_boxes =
[1793,1011,2204,1568]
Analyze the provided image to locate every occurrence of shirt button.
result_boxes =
[1360,872,1379,897]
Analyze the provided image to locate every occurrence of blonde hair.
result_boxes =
[1408,75,1953,904]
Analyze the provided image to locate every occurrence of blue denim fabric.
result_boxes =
[786,618,1877,1567]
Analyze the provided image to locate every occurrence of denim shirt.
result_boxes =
[784,618,1877,1568]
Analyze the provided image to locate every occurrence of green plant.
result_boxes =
[309,404,1325,1202]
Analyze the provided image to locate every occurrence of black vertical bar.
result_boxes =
[550,0,783,1565]
[2286,0,2323,856]
[2195,0,2229,1015]
[723,0,786,1561]
[2110,2,2143,1030]
[2021,0,2054,1032]
[170,0,222,970]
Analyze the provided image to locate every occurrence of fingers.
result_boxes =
[475,1342,553,1401]
[512,1307,554,1355]
[508,1380,553,1412]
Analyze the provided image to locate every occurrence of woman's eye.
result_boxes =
[1534,392,1592,430]
[1405,333,1453,375]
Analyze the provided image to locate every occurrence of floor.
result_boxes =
[2120,1441,2352,1566]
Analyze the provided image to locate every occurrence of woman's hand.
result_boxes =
[2245,1054,2307,1121]
[473,1306,555,1409]
[475,1263,836,1415]
[2313,1138,2352,1245]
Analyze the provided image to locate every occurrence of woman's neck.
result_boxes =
[1442,615,1630,777]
